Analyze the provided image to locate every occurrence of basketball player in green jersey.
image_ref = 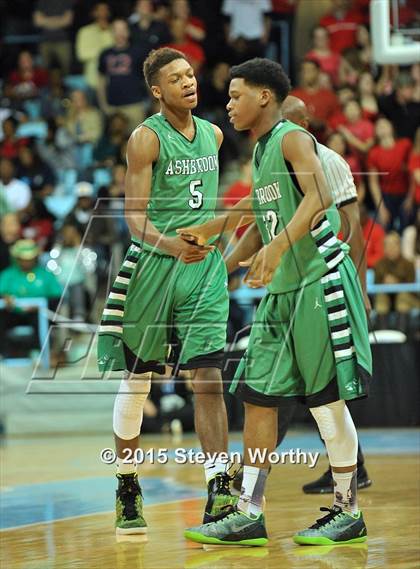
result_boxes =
[97,48,237,535]
[180,59,372,546]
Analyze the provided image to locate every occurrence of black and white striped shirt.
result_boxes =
[318,143,358,208]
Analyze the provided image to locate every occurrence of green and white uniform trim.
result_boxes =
[98,242,141,340]
[251,119,343,294]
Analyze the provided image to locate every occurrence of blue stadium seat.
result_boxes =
[64,75,88,92]
[75,144,94,170]
[93,168,112,189]
[55,169,78,193]
[23,99,42,120]
[45,195,77,219]
[16,121,47,139]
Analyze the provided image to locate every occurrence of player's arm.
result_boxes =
[125,126,213,264]
[275,131,332,248]
[339,201,371,313]
[176,195,254,245]
[224,223,262,274]
[240,131,332,287]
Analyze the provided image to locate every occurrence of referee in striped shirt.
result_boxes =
[283,95,371,315]
[229,95,372,494]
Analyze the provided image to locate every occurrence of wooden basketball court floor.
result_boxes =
[1,430,419,569]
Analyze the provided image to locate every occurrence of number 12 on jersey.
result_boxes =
[189,180,203,209]
[263,209,279,240]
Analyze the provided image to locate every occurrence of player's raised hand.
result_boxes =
[176,224,211,246]
[164,235,214,264]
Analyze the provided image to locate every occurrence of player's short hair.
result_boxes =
[230,58,291,104]
[143,47,188,88]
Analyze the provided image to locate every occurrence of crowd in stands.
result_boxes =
[0,0,419,363]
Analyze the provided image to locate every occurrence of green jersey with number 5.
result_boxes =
[252,120,344,294]
[133,112,219,253]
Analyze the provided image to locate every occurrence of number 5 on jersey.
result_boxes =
[189,180,203,209]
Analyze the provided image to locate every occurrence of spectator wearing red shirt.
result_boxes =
[328,86,357,131]
[353,0,370,24]
[326,131,366,202]
[166,16,205,74]
[368,118,413,232]
[305,26,342,87]
[223,157,252,239]
[271,0,297,15]
[359,204,385,269]
[319,0,364,54]
[171,0,206,43]
[8,50,49,101]
[337,99,374,162]
[291,59,339,142]
[0,117,30,160]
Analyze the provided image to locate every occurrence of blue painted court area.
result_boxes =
[281,429,420,455]
[1,430,418,530]
[0,477,203,531]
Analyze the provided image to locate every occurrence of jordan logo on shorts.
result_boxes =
[314,298,322,310]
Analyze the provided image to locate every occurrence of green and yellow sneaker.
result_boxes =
[293,506,367,546]
[185,506,268,547]
[115,473,147,535]
[203,472,239,523]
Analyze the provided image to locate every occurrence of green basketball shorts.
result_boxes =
[97,243,229,373]
[230,255,372,407]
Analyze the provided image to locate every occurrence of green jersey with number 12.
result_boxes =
[133,112,219,253]
[252,119,345,294]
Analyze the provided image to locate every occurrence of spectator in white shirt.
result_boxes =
[222,0,271,61]
[0,158,31,213]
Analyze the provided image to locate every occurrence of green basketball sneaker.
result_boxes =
[115,473,147,535]
[185,507,268,546]
[293,506,367,545]
[203,472,239,523]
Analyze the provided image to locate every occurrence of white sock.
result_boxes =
[204,458,227,484]
[116,456,137,476]
[333,469,358,513]
[238,465,268,516]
